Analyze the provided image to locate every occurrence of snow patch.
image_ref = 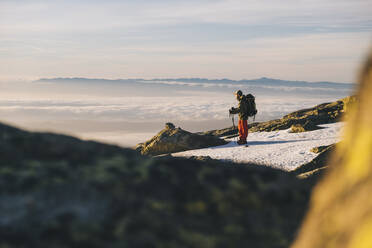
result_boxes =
[173,122,344,171]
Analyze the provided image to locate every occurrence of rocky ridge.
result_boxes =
[202,96,356,137]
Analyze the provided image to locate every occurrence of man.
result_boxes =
[229,90,249,145]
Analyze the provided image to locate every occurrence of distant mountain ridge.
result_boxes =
[36,77,354,88]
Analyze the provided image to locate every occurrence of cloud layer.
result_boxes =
[0,78,352,130]
[0,0,371,81]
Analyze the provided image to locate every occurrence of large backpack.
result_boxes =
[245,94,257,118]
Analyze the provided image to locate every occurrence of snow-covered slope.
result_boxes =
[173,122,344,171]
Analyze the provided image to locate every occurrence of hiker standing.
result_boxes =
[229,90,249,145]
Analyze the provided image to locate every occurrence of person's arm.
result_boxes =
[230,99,243,114]
[229,106,240,114]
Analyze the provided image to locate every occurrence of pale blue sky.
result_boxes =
[1,0,371,82]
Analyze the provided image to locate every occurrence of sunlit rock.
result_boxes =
[136,122,227,156]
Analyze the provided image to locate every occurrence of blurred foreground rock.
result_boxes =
[292,50,372,248]
[0,121,315,248]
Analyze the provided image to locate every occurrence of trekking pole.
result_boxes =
[231,114,235,130]
[229,113,237,142]
[232,115,237,143]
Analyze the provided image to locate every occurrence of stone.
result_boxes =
[290,121,319,133]
[136,123,228,156]
[165,122,175,129]
[310,144,335,154]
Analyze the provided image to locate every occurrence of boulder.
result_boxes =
[290,124,306,133]
[290,121,319,133]
[136,122,228,156]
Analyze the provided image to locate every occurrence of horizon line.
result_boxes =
[36,76,354,85]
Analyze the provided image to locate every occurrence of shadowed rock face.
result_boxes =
[203,96,356,137]
[310,144,336,154]
[292,50,372,248]
[291,144,336,181]
[0,120,314,248]
[136,123,228,156]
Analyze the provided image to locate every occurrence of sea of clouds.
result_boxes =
[0,79,354,146]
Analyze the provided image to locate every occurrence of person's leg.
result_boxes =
[242,120,248,141]
[238,119,243,141]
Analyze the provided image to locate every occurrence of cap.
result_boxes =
[234,90,242,96]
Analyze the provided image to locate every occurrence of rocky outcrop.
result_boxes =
[203,96,356,137]
[0,121,313,248]
[291,144,336,181]
[290,121,319,133]
[310,144,336,154]
[292,50,372,248]
[136,122,228,156]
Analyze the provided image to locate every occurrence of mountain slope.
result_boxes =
[0,121,313,248]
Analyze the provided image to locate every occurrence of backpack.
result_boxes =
[245,94,257,118]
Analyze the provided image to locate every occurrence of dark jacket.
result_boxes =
[231,95,249,120]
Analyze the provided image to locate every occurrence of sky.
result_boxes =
[1,0,371,82]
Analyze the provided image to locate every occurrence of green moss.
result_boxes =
[179,229,217,248]
[185,201,207,214]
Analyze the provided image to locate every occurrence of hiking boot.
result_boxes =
[237,139,247,145]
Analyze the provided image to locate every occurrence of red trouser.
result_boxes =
[238,119,248,141]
